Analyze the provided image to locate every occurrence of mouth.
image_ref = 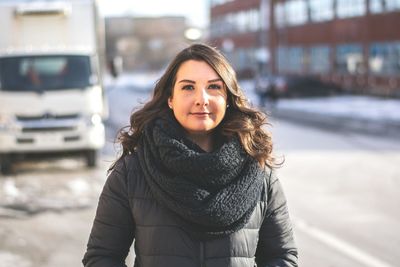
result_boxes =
[190,112,211,116]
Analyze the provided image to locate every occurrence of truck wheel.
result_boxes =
[0,154,13,176]
[85,150,98,168]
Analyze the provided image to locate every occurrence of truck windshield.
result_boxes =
[0,55,93,92]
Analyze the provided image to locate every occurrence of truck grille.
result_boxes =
[22,126,76,133]
[17,113,79,121]
[17,113,80,133]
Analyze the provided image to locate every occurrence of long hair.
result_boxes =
[114,43,280,169]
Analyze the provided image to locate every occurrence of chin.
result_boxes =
[186,125,215,134]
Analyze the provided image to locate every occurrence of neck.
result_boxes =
[187,132,214,152]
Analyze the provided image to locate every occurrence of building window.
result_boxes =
[226,47,257,78]
[286,0,308,26]
[288,47,305,72]
[233,9,260,33]
[309,0,334,22]
[310,45,331,73]
[369,42,400,75]
[276,46,305,73]
[277,46,289,72]
[370,0,386,13]
[274,0,308,28]
[240,9,260,32]
[210,9,260,37]
[370,0,400,13]
[275,2,286,28]
[336,44,364,74]
[237,48,257,75]
[210,0,234,8]
[386,0,400,11]
[336,0,366,18]
[259,0,270,30]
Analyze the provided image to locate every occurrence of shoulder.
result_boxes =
[109,152,141,176]
[261,166,273,189]
[106,153,144,192]
[115,152,151,198]
[261,166,281,201]
[264,167,278,186]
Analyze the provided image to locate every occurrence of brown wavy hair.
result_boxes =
[115,43,281,169]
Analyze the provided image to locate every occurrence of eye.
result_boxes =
[208,83,222,90]
[182,84,194,90]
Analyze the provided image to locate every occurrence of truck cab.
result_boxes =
[0,0,107,174]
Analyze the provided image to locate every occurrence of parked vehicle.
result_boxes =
[255,74,342,99]
[275,75,342,98]
[0,0,107,174]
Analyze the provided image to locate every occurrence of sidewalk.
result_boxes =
[239,80,400,139]
[268,96,400,139]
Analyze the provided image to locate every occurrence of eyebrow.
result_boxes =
[177,78,223,84]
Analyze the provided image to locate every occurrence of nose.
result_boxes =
[195,88,209,106]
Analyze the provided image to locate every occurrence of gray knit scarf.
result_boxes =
[136,114,266,239]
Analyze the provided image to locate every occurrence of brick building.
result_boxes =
[209,0,400,97]
[105,16,189,71]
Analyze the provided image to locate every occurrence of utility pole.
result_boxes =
[257,0,270,76]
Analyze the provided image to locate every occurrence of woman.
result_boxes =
[83,43,298,267]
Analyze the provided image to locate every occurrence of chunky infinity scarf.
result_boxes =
[136,114,266,239]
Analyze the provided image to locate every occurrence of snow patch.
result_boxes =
[67,178,90,195]
[0,251,31,267]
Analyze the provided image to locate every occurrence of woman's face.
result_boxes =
[168,60,228,136]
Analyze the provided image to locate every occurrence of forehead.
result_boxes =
[175,60,220,81]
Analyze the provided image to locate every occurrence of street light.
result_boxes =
[184,27,202,41]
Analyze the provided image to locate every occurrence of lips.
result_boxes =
[190,112,212,118]
[190,112,210,115]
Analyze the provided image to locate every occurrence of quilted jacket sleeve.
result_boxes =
[82,159,135,267]
[255,172,298,267]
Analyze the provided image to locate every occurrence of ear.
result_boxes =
[167,97,173,109]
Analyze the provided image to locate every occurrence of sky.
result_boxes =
[97,0,209,28]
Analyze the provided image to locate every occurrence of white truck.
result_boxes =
[0,0,107,174]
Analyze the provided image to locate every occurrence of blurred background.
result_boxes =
[0,0,399,266]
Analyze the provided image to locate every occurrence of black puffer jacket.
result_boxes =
[82,154,298,267]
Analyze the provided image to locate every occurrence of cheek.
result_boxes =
[214,97,228,112]
[172,96,191,113]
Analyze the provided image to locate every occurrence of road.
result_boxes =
[272,119,400,267]
[0,81,399,267]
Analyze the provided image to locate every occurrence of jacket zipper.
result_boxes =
[199,241,205,267]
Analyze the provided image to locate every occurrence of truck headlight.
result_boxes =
[86,114,103,126]
[0,114,19,131]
